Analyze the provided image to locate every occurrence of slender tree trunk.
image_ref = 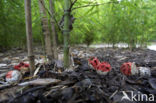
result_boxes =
[112,43,115,49]
[63,0,70,68]
[38,0,53,60]
[24,0,35,75]
[49,0,58,59]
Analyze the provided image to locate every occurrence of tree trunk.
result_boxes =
[49,0,58,59]
[24,0,35,75]
[63,0,70,68]
[38,0,53,60]
[112,43,115,49]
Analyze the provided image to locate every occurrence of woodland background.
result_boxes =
[0,0,156,49]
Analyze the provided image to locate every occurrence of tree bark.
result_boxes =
[38,0,53,60]
[49,0,58,59]
[63,0,70,68]
[24,0,35,75]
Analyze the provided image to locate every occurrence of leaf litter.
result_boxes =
[0,47,156,103]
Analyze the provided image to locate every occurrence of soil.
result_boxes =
[0,47,156,103]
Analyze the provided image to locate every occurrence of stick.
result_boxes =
[72,1,119,10]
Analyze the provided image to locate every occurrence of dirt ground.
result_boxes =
[0,47,156,103]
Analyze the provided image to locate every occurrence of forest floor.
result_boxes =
[0,47,156,103]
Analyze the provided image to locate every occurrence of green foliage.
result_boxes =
[83,25,95,46]
[0,0,26,48]
[0,0,156,49]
